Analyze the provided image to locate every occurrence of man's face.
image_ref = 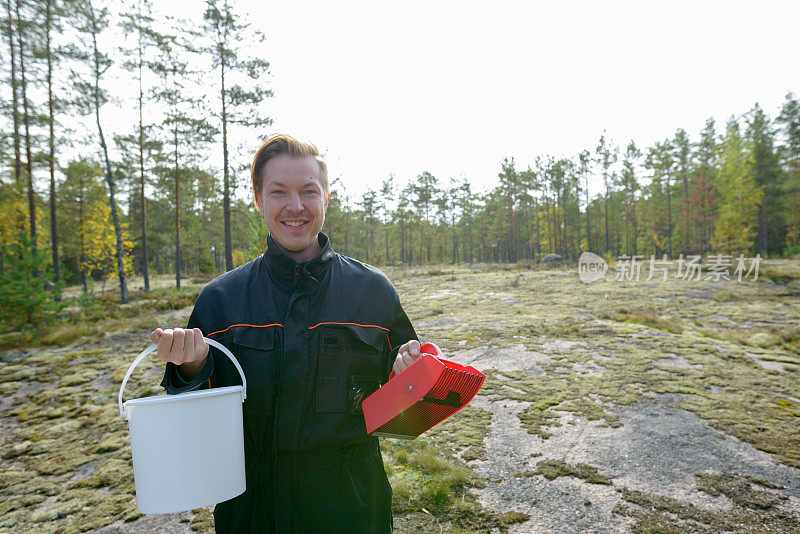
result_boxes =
[256,154,329,263]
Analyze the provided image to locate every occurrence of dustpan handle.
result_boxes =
[118,337,247,419]
[389,342,441,380]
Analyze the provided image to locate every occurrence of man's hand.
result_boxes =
[392,339,421,375]
[150,328,209,381]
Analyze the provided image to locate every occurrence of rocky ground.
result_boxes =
[1,261,799,533]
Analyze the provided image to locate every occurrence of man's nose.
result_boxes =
[286,191,304,212]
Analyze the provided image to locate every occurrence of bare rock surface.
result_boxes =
[450,344,554,375]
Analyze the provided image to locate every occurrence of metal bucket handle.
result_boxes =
[118,337,247,419]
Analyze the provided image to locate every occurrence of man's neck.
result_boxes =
[273,235,323,264]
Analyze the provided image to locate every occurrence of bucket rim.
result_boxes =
[124,385,244,409]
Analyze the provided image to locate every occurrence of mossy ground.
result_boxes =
[2,261,799,532]
[382,259,800,531]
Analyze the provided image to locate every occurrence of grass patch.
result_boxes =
[694,470,786,510]
[600,305,683,334]
[523,460,612,485]
[615,474,800,533]
[426,405,493,461]
[0,286,201,349]
[381,437,528,530]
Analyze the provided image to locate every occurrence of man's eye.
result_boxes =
[303,190,318,195]
[270,190,285,195]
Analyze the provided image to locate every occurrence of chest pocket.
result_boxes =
[315,324,387,414]
[233,327,279,415]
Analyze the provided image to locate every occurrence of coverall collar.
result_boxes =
[263,231,335,282]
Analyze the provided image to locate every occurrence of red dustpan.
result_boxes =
[363,343,485,439]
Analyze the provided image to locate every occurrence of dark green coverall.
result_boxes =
[160,232,417,533]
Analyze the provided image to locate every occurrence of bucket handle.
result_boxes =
[118,337,247,419]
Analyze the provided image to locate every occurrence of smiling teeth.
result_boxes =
[284,221,306,227]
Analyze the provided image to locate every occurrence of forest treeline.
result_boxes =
[2,0,799,316]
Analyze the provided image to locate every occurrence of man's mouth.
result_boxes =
[282,220,308,228]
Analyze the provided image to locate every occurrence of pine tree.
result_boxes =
[673,128,692,255]
[151,24,217,288]
[379,174,394,264]
[5,0,22,187]
[619,141,641,255]
[70,0,128,302]
[201,0,273,271]
[746,103,784,256]
[777,93,800,252]
[497,158,520,262]
[119,0,162,292]
[595,133,617,254]
[711,117,762,254]
[15,0,38,277]
[412,171,439,263]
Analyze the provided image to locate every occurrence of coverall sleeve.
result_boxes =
[385,285,418,382]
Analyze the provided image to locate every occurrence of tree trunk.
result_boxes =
[400,220,405,264]
[682,169,689,255]
[16,0,37,277]
[757,207,767,256]
[137,14,149,292]
[90,6,128,303]
[221,49,233,271]
[46,0,59,288]
[632,194,638,256]
[467,222,472,264]
[584,174,592,252]
[79,174,87,293]
[174,126,181,289]
[666,170,673,257]
[544,195,552,254]
[6,0,21,187]
[604,193,610,254]
[560,184,566,259]
[384,221,390,264]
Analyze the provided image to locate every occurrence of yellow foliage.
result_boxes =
[82,200,134,281]
[652,234,667,250]
[232,248,249,268]
[0,194,27,249]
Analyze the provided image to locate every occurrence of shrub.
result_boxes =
[0,235,66,334]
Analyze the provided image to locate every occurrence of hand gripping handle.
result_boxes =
[388,342,441,380]
[118,337,247,419]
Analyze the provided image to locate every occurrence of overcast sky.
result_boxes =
[112,1,800,202]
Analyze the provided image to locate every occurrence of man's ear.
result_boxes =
[254,192,263,215]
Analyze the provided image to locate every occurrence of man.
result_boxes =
[152,134,423,533]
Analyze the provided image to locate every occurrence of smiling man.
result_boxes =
[152,134,422,533]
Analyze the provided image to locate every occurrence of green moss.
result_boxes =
[381,437,485,519]
[616,481,800,533]
[525,460,612,485]
[694,470,786,510]
[95,432,126,453]
[426,405,492,461]
[448,499,530,531]
[73,458,133,489]
[600,305,684,334]
[190,508,214,532]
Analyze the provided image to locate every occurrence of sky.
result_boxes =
[28,0,800,205]
[237,0,800,200]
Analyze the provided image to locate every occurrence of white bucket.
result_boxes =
[118,338,247,514]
